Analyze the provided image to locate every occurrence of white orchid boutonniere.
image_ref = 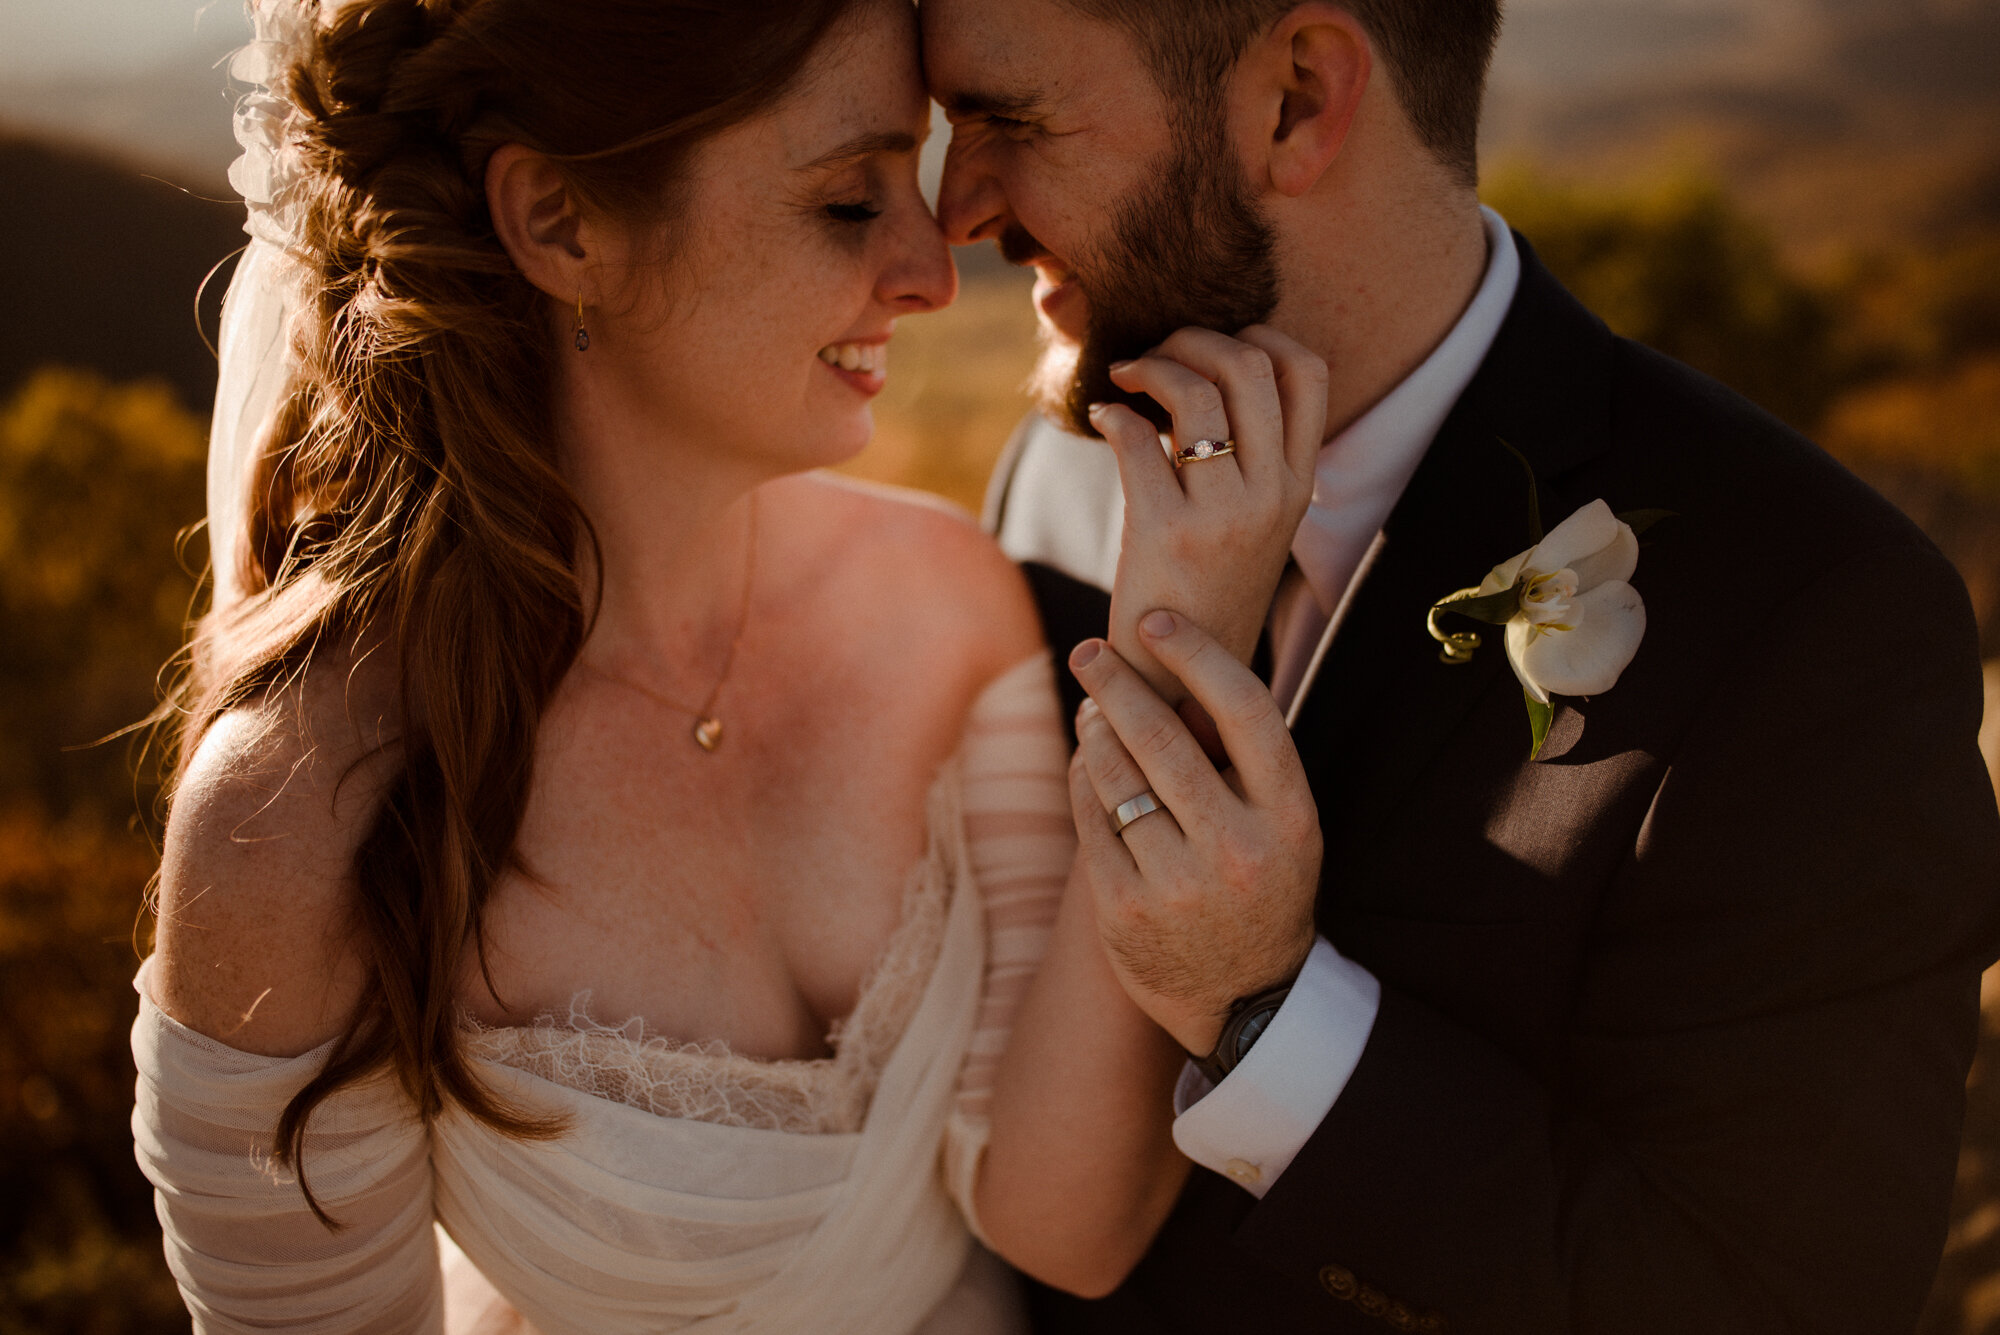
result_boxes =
[1428,453,1667,758]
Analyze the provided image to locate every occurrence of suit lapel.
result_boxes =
[1288,240,1618,853]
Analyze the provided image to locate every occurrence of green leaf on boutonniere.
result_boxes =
[1526,691,1555,761]
[1431,583,1523,626]
[1617,508,1677,538]
[1496,439,1544,544]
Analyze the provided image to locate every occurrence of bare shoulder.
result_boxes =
[151,645,399,1057]
[781,472,1044,678]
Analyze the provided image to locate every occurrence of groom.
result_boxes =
[925,1,2000,1331]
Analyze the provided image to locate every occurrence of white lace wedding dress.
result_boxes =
[130,655,1073,1334]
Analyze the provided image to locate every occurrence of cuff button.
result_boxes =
[1222,1157,1262,1186]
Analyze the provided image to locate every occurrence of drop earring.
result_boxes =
[574,291,590,352]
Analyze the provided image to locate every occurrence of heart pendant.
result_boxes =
[692,717,723,752]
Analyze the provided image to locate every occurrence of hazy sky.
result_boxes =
[0,0,1729,81]
[0,0,248,81]
[0,0,1814,184]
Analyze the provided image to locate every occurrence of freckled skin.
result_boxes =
[154,1,1038,1071]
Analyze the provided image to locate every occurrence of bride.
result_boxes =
[133,0,1318,1330]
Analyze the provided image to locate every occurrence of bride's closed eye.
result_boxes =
[825,201,883,224]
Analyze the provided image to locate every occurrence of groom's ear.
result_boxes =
[486,143,593,303]
[1238,4,1372,199]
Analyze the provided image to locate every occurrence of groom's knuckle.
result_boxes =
[1161,751,1209,795]
[1213,828,1264,887]
[1132,714,1182,760]
[1183,635,1225,677]
[1270,798,1318,850]
[1231,683,1280,732]
[1106,754,1146,797]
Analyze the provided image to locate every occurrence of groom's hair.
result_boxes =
[1060,0,1501,186]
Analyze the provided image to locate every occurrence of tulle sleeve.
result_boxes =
[130,971,443,1333]
[939,653,1076,1240]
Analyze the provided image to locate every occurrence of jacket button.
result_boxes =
[1388,1301,1419,1330]
[1356,1285,1389,1317]
[1319,1265,1358,1300]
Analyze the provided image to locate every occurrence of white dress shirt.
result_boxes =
[1171,207,1523,1196]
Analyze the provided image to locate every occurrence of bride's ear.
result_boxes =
[1237,3,1372,199]
[486,143,592,301]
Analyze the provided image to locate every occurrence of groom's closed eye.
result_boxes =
[940,87,1043,129]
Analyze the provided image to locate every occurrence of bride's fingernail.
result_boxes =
[1140,610,1177,638]
[1108,360,1136,374]
[1086,402,1109,422]
[1076,698,1100,726]
[1070,639,1102,671]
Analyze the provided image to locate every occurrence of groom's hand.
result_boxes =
[1067,610,1322,1058]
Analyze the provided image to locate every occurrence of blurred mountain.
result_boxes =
[0,9,242,192]
[0,132,242,415]
[1485,0,2000,259]
[0,54,241,189]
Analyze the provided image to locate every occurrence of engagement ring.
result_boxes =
[1171,438,1236,468]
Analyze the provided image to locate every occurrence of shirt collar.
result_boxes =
[1291,207,1522,613]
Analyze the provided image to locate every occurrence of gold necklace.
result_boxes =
[587,495,758,753]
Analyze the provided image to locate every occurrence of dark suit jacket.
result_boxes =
[989,239,2000,1334]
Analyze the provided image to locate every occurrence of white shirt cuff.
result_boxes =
[1170,937,1381,1197]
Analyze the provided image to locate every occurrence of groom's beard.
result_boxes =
[1025,118,1281,437]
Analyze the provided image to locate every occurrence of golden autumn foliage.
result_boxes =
[0,370,204,1330]
[845,272,1041,517]
[1824,356,2000,493]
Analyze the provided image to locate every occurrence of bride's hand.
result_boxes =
[1089,326,1326,709]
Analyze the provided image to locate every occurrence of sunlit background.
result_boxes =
[3,0,1998,1329]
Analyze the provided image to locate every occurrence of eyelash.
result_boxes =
[825,201,882,224]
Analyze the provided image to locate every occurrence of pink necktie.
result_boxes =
[1268,558,1330,715]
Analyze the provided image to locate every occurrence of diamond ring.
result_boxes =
[1171,438,1236,468]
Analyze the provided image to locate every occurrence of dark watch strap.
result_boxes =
[1193,983,1292,1086]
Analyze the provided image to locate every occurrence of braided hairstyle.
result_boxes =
[169,0,862,1222]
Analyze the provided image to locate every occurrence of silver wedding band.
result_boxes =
[1111,790,1167,836]
[1170,438,1235,468]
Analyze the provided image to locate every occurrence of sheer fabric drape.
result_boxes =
[132,655,1072,1334]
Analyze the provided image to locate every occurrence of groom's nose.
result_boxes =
[936,133,1011,249]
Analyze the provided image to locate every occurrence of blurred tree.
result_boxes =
[1484,167,1840,429]
[1823,355,2000,495]
[0,135,242,416]
[1831,235,2000,381]
[0,369,206,815]
[0,368,203,1332]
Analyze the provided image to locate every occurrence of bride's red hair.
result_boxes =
[163,0,864,1223]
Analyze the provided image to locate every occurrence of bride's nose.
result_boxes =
[877,211,958,314]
